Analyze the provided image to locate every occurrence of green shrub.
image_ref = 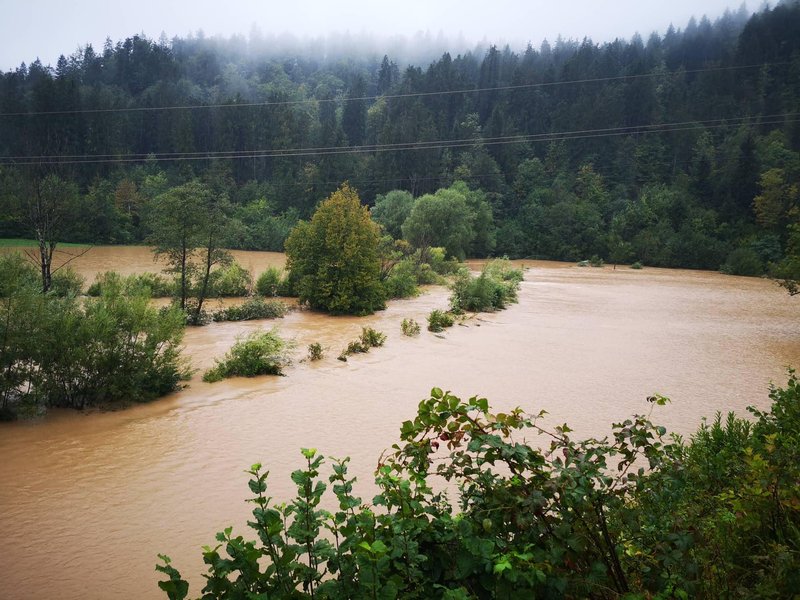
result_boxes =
[276,268,299,297]
[255,266,283,297]
[414,262,444,285]
[337,327,385,361]
[2,272,188,415]
[383,260,419,299]
[721,247,764,276]
[49,268,84,297]
[209,261,252,297]
[307,342,324,361]
[449,260,522,313]
[203,329,293,382]
[401,318,421,336]
[337,341,365,361]
[184,299,211,326]
[159,375,800,600]
[129,272,176,297]
[427,309,455,332]
[482,257,524,284]
[630,261,644,269]
[88,271,175,298]
[360,326,386,348]
[589,255,604,267]
[211,298,288,322]
[426,246,460,275]
[284,184,385,315]
[0,253,38,296]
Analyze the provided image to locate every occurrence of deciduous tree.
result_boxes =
[285,183,384,315]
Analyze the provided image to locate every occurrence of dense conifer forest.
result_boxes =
[1,1,799,274]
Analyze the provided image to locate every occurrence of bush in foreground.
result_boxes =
[203,330,293,382]
[158,375,800,599]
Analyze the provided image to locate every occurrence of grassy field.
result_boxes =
[0,238,90,248]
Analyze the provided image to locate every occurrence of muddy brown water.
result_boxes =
[1,246,798,599]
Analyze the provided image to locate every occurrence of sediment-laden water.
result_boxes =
[1,246,798,599]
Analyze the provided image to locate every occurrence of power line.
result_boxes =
[8,111,792,161]
[3,112,795,166]
[0,61,789,118]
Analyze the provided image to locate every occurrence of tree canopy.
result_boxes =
[285,184,385,315]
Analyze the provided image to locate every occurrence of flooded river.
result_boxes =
[1,246,798,599]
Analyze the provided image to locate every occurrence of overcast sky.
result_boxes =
[1,0,752,70]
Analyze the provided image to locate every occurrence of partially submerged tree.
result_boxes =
[191,191,235,324]
[19,174,86,293]
[147,182,209,310]
[147,179,238,319]
[285,183,384,315]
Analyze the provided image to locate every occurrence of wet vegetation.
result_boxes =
[307,342,324,361]
[427,309,456,333]
[450,259,523,313]
[203,329,293,382]
[158,374,800,599]
[400,318,421,337]
[0,254,187,418]
[337,327,387,362]
[1,3,799,595]
[210,297,289,322]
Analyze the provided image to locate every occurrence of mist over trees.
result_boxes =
[1,1,799,275]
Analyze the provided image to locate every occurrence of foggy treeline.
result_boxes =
[1,1,799,273]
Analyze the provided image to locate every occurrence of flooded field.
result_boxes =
[1,246,798,599]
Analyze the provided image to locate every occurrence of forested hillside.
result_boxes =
[1,2,799,274]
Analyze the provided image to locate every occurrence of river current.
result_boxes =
[1,246,797,599]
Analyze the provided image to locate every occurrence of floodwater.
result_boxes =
[1,246,798,600]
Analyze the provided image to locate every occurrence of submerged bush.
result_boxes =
[359,326,386,348]
[307,342,324,361]
[87,271,175,298]
[203,329,293,382]
[211,298,289,322]
[255,266,283,297]
[449,259,522,313]
[427,309,455,332]
[209,261,252,297]
[2,268,188,415]
[337,327,386,361]
[158,374,800,599]
[401,318,421,336]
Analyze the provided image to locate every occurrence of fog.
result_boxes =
[2,0,753,70]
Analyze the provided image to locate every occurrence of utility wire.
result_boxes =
[6,111,794,161]
[0,61,789,118]
[3,112,796,166]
